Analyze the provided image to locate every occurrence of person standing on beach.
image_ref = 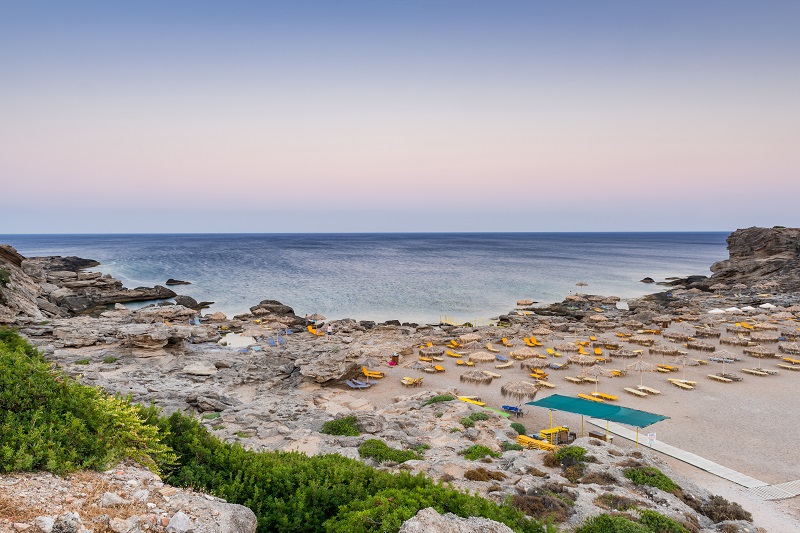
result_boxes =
[326,323,333,341]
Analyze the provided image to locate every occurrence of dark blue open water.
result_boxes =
[0,233,728,323]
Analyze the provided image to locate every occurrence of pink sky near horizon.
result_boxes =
[1,2,798,232]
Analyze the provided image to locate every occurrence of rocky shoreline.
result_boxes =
[2,226,799,532]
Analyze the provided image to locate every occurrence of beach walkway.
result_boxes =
[587,419,800,501]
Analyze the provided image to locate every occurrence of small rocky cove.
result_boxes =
[2,227,799,532]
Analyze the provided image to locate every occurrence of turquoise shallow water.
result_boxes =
[0,233,728,323]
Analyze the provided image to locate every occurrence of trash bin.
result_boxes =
[391,353,399,365]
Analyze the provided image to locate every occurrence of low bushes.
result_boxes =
[358,439,422,464]
[624,466,680,493]
[501,441,523,451]
[320,415,360,436]
[464,467,507,482]
[511,422,526,435]
[0,328,173,476]
[423,394,456,406]
[460,445,501,461]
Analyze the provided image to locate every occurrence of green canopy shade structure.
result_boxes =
[525,394,668,428]
[526,394,669,446]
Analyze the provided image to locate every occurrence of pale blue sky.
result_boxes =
[1,1,798,232]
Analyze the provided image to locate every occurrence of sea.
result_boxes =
[0,233,729,324]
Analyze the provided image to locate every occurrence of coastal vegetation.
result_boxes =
[319,415,360,436]
[422,394,456,406]
[0,328,173,476]
[0,328,544,533]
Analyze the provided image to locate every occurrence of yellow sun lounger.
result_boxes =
[362,366,385,378]
[446,350,463,358]
[577,393,604,402]
[591,392,618,401]
[707,374,733,383]
[516,435,556,452]
[638,386,661,394]
[594,347,603,355]
[482,370,501,378]
[434,365,445,372]
[459,396,486,406]
[486,343,500,353]
[501,337,514,347]
[496,361,513,369]
[564,376,584,384]
[536,380,556,388]
[456,360,464,365]
[418,356,432,362]
[624,387,648,397]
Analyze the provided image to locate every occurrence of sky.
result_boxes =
[1,1,798,233]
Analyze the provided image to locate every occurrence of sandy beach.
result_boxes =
[333,317,800,526]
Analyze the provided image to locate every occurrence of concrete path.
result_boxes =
[587,418,800,500]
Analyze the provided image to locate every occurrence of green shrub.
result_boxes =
[320,416,360,436]
[460,417,475,428]
[102,356,118,364]
[74,358,91,365]
[156,412,544,533]
[555,446,586,464]
[511,422,526,435]
[697,495,752,523]
[358,439,422,464]
[624,467,680,493]
[469,412,490,421]
[638,510,690,533]
[563,463,586,483]
[464,467,507,482]
[460,445,500,461]
[575,514,649,533]
[202,413,220,420]
[411,443,430,454]
[0,329,173,476]
[501,441,523,451]
[423,394,455,406]
[595,492,639,511]
[0,269,10,286]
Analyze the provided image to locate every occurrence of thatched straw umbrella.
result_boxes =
[468,351,497,364]
[628,335,655,347]
[509,347,540,360]
[687,340,716,352]
[420,346,445,356]
[580,364,614,392]
[500,381,541,405]
[460,340,483,350]
[555,343,580,353]
[610,349,638,358]
[568,354,596,366]
[520,358,549,370]
[460,369,494,396]
[663,331,691,342]
[460,333,482,343]
[649,344,684,356]
[674,353,700,381]
[720,336,750,347]
[714,349,740,375]
[779,342,800,355]
[530,326,553,336]
[627,357,656,388]
[751,332,780,343]
[743,346,774,369]
[409,361,431,372]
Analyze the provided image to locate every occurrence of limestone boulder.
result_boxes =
[297,351,357,383]
[133,304,197,324]
[399,508,514,533]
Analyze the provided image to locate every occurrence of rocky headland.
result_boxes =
[2,226,798,532]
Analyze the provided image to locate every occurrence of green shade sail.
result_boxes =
[526,394,669,428]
